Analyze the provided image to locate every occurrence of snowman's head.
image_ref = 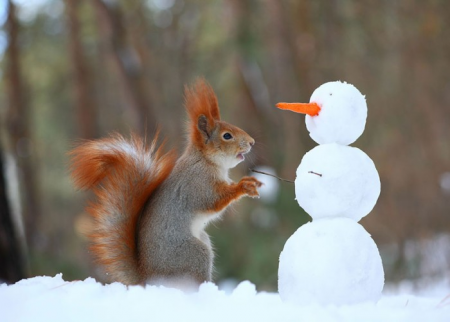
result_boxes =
[277,81,367,145]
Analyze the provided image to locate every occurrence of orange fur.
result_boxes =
[184,78,221,147]
[69,133,176,284]
[212,177,262,212]
[68,79,260,286]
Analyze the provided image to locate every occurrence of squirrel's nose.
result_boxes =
[249,139,255,147]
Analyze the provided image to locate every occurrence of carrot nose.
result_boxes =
[276,102,321,116]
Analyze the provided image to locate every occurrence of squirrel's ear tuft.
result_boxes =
[197,114,211,141]
[185,78,220,122]
[185,77,220,146]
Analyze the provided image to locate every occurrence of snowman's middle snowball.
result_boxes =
[295,143,380,222]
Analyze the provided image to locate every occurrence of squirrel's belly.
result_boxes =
[190,212,223,240]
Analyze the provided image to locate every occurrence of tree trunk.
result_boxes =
[261,0,306,177]
[5,0,41,248]
[92,0,154,136]
[0,148,25,284]
[65,0,98,139]
[227,0,281,167]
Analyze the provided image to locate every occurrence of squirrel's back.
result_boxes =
[69,133,175,285]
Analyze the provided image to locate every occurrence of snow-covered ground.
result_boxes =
[1,274,449,322]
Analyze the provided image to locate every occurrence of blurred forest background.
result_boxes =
[1,0,450,291]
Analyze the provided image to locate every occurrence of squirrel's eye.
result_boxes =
[223,133,233,140]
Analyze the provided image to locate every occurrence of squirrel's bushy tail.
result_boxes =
[69,133,176,285]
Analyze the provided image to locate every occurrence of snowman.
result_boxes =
[276,81,384,306]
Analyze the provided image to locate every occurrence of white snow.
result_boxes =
[295,143,380,221]
[305,81,367,145]
[1,274,449,322]
[278,218,384,306]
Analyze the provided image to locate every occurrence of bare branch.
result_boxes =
[308,171,322,177]
[250,168,294,184]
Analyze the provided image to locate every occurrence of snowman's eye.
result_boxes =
[329,93,333,96]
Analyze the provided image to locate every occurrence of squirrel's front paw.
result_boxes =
[238,176,263,198]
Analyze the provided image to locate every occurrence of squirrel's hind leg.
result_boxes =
[141,237,213,289]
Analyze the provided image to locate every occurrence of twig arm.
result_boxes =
[250,169,294,184]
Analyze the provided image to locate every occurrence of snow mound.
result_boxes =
[305,81,367,145]
[295,144,380,221]
[1,274,449,322]
[278,218,384,305]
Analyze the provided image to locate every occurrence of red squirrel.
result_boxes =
[69,79,262,287]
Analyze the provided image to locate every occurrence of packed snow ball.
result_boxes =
[278,217,384,305]
[295,143,380,222]
[305,81,367,145]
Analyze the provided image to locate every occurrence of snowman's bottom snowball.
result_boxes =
[278,218,384,306]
